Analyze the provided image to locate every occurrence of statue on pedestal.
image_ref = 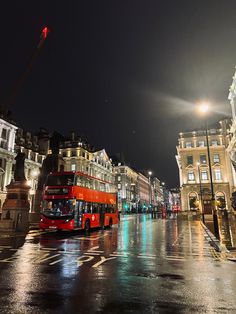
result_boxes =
[14,151,26,182]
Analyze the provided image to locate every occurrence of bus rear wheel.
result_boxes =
[85,219,90,232]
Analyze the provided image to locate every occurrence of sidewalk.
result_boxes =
[201,221,236,262]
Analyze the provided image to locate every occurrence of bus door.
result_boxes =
[73,200,79,227]
[99,204,105,228]
[77,201,84,228]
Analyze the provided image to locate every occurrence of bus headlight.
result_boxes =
[64,219,70,223]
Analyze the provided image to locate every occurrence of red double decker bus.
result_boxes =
[39,171,118,231]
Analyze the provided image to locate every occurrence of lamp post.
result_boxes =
[197,162,204,223]
[148,171,152,214]
[198,103,220,238]
[30,168,39,213]
[161,182,167,218]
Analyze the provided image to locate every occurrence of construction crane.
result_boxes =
[4,26,50,108]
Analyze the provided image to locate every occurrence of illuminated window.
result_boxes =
[198,140,205,147]
[213,154,220,163]
[71,164,76,171]
[188,171,195,181]
[185,142,192,148]
[201,170,208,181]
[215,169,222,181]
[200,155,207,164]
[211,140,218,146]
[187,155,193,165]
[117,176,121,181]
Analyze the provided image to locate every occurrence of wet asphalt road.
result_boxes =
[0,214,235,314]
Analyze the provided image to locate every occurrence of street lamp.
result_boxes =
[30,168,40,213]
[197,102,220,238]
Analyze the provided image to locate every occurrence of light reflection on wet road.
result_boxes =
[0,214,235,313]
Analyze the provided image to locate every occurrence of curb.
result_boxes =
[200,221,228,253]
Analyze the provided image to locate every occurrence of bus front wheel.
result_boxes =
[85,219,90,232]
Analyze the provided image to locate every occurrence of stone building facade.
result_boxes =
[113,164,139,213]
[58,133,114,192]
[15,128,46,212]
[0,117,18,209]
[137,172,150,212]
[0,116,46,213]
[176,120,235,213]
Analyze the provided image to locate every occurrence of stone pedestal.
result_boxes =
[0,181,30,232]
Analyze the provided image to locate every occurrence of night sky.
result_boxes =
[0,1,236,187]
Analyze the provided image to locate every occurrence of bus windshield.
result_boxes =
[46,174,75,186]
[41,199,75,217]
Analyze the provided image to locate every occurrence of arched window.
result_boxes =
[215,192,226,210]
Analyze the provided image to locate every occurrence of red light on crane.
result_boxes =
[42,27,49,39]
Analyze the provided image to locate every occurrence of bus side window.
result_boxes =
[90,178,95,190]
[100,182,105,192]
[106,184,110,192]
[85,202,92,213]
[98,204,103,213]
[92,203,98,213]
[84,202,88,213]
[81,176,86,187]
[94,180,99,190]
[76,176,82,186]
[86,178,91,189]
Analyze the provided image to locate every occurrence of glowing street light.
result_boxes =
[198,102,210,114]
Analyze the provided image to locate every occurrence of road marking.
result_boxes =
[40,247,58,251]
[137,255,156,259]
[138,253,156,257]
[166,258,185,262]
[92,256,116,268]
[87,245,104,253]
[77,255,94,266]
[110,253,128,257]
[49,259,63,265]
[35,253,61,263]
[73,234,108,241]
